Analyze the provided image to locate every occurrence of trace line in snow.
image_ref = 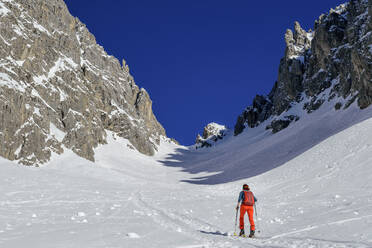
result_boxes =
[270,214,372,239]
[132,192,243,248]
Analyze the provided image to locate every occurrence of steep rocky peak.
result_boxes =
[234,0,371,136]
[285,21,313,60]
[0,0,168,165]
[122,58,130,74]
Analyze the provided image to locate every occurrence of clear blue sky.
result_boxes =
[64,0,345,145]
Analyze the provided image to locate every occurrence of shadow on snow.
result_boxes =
[157,107,372,185]
[199,230,229,237]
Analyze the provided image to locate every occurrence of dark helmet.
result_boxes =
[243,184,249,190]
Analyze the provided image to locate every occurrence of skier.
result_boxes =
[236,184,257,237]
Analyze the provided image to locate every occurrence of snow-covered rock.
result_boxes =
[195,123,229,148]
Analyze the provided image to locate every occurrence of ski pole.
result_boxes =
[234,207,238,235]
[254,203,260,233]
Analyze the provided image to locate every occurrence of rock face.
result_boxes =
[0,0,167,165]
[195,123,228,148]
[235,0,372,135]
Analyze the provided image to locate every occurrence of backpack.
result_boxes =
[242,191,255,206]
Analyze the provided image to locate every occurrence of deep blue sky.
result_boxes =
[64,0,345,145]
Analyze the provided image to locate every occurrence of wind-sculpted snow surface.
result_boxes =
[0,0,166,165]
[1,115,372,247]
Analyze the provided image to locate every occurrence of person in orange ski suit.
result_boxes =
[236,184,257,237]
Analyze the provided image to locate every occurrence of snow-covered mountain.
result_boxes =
[234,0,371,136]
[0,0,168,165]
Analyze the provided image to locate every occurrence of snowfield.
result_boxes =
[1,106,372,247]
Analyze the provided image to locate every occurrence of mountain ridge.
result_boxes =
[233,0,371,136]
[0,0,169,165]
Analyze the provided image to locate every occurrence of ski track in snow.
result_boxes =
[1,109,372,247]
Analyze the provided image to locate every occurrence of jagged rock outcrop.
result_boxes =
[234,95,273,135]
[195,123,228,148]
[0,0,167,165]
[235,0,372,135]
[265,115,300,134]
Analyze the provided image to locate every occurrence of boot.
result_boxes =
[239,229,245,237]
[249,230,255,238]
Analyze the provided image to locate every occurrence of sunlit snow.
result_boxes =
[1,104,372,247]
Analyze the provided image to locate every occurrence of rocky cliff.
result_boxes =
[0,0,167,165]
[235,0,372,135]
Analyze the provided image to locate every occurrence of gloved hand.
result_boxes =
[236,205,239,210]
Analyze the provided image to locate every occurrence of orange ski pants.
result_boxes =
[239,204,255,231]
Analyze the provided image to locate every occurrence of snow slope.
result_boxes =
[1,107,372,247]
[174,99,372,185]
